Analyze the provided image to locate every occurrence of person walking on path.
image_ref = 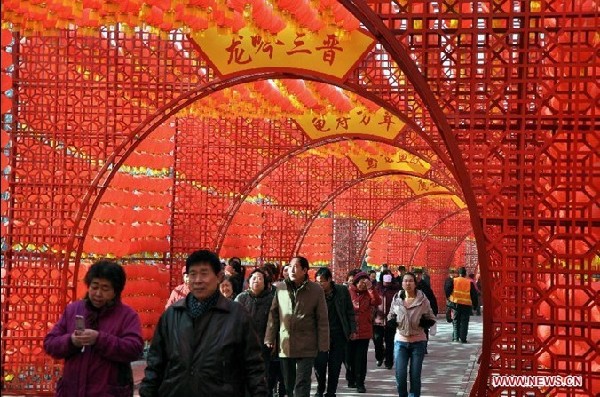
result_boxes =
[388,272,436,397]
[44,260,144,397]
[346,271,382,393]
[313,267,356,397]
[414,268,438,353]
[468,273,481,316]
[236,268,276,396]
[165,267,189,309]
[265,256,329,397]
[443,269,456,324]
[139,250,267,397]
[444,266,477,343]
[373,270,401,369]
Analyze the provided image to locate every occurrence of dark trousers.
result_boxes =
[473,295,481,315]
[372,325,395,367]
[452,304,471,342]
[248,346,272,396]
[269,358,286,396]
[280,357,314,397]
[345,338,370,387]
[314,335,347,397]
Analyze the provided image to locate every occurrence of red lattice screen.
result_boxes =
[0,0,598,395]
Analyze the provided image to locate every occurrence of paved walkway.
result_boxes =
[133,315,483,396]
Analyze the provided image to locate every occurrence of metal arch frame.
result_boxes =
[290,174,459,255]
[444,232,476,270]
[408,208,471,266]
[337,2,491,393]
[214,136,446,251]
[64,71,464,301]
[350,191,457,268]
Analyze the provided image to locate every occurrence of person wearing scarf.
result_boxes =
[140,250,268,397]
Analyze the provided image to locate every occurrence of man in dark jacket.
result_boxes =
[225,256,245,295]
[314,267,356,397]
[444,268,456,324]
[414,267,438,353]
[372,270,401,369]
[414,268,438,316]
[139,250,268,397]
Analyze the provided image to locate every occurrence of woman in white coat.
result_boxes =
[387,272,436,397]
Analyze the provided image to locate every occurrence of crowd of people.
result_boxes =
[44,252,481,397]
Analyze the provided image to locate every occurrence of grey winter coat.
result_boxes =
[235,288,275,342]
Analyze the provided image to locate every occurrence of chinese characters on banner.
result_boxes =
[191,26,375,79]
[295,107,406,140]
[348,148,431,175]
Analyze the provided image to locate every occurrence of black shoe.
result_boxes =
[376,360,383,367]
[461,340,468,343]
[347,381,356,388]
[385,364,393,369]
[314,393,324,397]
[357,385,367,393]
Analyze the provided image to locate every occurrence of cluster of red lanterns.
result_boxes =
[2,0,361,37]
[301,217,333,264]
[83,125,174,257]
[220,201,263,259]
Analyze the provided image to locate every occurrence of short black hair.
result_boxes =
[249,267,271,284]
[346,268,361,280]
[263,262,278,280]
[186,250,221,275]
[458,267,467,277]
[228,257,243,274]
[290,256,309,270]
[84,260,126,298]
[227,256,242,274]
[315,267,332,280]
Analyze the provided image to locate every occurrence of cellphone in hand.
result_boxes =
[75,315,85,332]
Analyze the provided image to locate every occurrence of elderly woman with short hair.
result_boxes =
[44,260,143,396]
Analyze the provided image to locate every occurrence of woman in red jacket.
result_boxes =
[346,272,382,393]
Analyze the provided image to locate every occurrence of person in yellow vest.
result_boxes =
[445,267,477,343]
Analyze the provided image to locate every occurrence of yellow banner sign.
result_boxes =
[349,150,431,175]
[190,26,375,80]
[405,179,467,208]
[296,107,406,140]
[405,178,450,195]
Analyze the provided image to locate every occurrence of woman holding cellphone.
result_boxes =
[44,260,143,396]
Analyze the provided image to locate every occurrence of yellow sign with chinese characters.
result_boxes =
[349,149,431,175]
[190,26,375,80]
[296,107,406,140]
[405,178,449,195]
[405,179,467,208]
